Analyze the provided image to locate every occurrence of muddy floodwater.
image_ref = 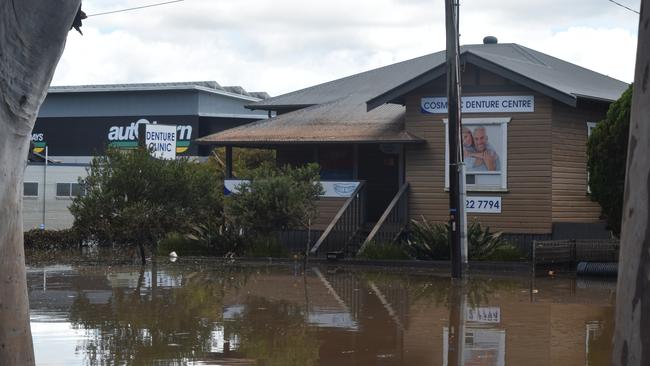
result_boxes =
[27,261,616,365]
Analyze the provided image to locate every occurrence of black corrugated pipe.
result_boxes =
[576,262,618,277]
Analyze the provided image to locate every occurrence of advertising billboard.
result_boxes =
[32,116,198,156]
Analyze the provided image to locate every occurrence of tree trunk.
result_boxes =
[614,1,650,364]
[138,241,147,265]
[0,1,80,365]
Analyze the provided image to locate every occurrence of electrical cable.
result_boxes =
[86,0,185,18]
[607,0,640,14]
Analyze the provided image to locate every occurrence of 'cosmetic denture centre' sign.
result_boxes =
[421,96,534,114]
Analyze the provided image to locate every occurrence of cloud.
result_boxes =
[52,0,639,95]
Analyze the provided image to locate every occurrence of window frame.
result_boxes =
[56,182,84,199]
[586,121,598,194]
[444,117,510,192]
[23,182,39,198]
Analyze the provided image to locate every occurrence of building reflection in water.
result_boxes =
[28,263,616,365]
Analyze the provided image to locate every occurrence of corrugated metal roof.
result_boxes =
[464,43,627,103]
[247,52,445,110]
[249,43,627,112]
[200,42,627,146]
[48,81,270,101]
[197,100,424,145]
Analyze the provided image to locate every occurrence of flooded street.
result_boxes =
[27,262,615,365]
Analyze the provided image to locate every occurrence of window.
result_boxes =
[587,122,597,193]
[445,117,510,191]
[24,182,39,197]
[318,145,354,180]
[56,183,85,198]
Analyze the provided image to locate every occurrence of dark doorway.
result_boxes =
[358,144,400,222]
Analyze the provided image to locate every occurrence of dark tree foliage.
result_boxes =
[587,85,633,235]
[225,163,322,240]
[212,147,276,177]
[70,148,223,263]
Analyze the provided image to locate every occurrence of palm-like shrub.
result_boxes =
[406,217,514,261]
[467,221,505,260]
[406,218,450,260]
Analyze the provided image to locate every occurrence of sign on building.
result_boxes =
[466,196,502,213]
[421,95,534,114]
[224,179,361,198]
[143,124,177,160]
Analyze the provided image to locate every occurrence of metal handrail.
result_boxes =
[357,182,410,255]
[310,181,366,255]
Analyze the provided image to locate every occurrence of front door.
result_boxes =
[358,144,400,223]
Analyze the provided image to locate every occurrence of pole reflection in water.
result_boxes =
[446,279,506,366]
[446,279,464,366]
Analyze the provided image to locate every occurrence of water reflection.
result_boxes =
[27,263,616,365]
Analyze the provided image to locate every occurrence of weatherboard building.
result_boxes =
[199,39,628,255]
[24,81,269,230]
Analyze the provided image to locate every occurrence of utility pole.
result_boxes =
[446,0,463,278]
[41,145,48,230]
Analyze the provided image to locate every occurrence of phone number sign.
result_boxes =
[466,196,501,213]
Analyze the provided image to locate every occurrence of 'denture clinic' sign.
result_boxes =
[421,95,534,114]
[144,124,177,160]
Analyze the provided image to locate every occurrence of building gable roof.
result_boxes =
[246,52,446,111]
[250,43,628,112]
[368,43,628,109]
[201,42,628,146]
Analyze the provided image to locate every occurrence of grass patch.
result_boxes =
[480,244,525,261]
[243,236,289,258]
[357,241,410,260]
[157,232,214,256]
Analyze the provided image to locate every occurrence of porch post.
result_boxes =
[398,144,405,186]
[225,146,233,178]
[353,144,359,180]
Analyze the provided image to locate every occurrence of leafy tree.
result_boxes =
[225,163,322,246]
[70,148,223,264]
[587,85,633,235]
[212,147,276,177]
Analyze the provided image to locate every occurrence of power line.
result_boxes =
[608,0,640,14]
[86,0,185,18]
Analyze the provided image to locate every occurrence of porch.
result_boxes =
[196,95,424,257]
[222,142,415,258]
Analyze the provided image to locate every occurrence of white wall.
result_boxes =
[23,164,88,230]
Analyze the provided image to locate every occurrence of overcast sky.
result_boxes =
[52,0,641,96]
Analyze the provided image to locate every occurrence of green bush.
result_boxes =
[24,228,82,250]
[213,147,276,177]
[467,221,506,260]
[157,232,212,256]
[357,241,410,260]
[406,218,515,261]
[225,163,322,249]
[406,218,450,260]
[587,84,632,235]
[70,147,224,263]
[243,235,289,258]
[184,223,243,256]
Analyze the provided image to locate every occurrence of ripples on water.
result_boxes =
[27,261,616,365]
